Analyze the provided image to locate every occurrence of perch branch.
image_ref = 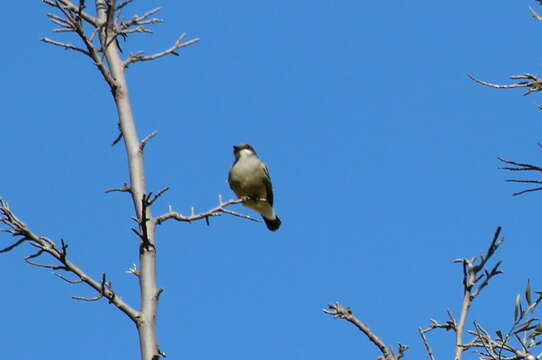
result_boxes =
[156,197,259,225]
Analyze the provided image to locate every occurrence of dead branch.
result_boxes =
[148,187,169,206]
[419,227,504,360]
[419,327,437,360]
[468,74,542,96]
[140,131,158,151]
[0,199,139,322]
[323,302,400,360]
[156,196,259,225]
[118,6,164,32]
[105,184,132,193]
[499,157,542,196]
[123,33,200,68]
[43,0,97,26]
[40,37,90,55]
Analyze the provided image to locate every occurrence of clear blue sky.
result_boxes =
[2,1,542,359]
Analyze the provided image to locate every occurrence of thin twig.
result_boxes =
[140,131,158,151]
[498,157,542,196]
[148,187,169,205]
[43,0,97,26]
[119,7,163,31]
[40,37,90,55]
[123,33,200,68]
[419,328,437,360]
[105,184,132,193]
[55,273,84,284]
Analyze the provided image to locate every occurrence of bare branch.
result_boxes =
[0,199,139,322]
[420,227,504,360]
[43,0,97,26]
[499,157,542,196]
[396,344,409,360]
[148,187,170,206]
[511,187,542,196]
[324,302,398,360]
[42,1,118,89]
[0,238,26,253]
[55,273,83,284]
[123,33,200,68]
[105,184,132,193]
[116,0,135,11]
[121,26,154,35]
[73,293,104,302]
[468,74,542,96]
[112,122,123,146]
[529,6,542,21]
[155,198,259,225]
[499,158,542,172]
[126,263,140,277]
[25,253,67,270]
[40,37,90,55]
[140,131,158,151]
[119,7,164,31]
[506,180,542,184]
[419,327,437,360]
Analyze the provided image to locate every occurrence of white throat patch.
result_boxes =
[239,149,255,158]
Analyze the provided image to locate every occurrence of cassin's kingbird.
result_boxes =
[228,143,282,231]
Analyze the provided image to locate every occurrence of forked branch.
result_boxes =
[0,199,139,322]
[468,74,542,96]
[419,227,504,360]
[498,157,542,196]
[42,0,199,84]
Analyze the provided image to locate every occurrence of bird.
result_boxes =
[228,143,282,231]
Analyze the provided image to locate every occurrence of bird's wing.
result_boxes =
[261,163,274,206]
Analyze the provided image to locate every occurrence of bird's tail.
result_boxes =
[263,216,281,231]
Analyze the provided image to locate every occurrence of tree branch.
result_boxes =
[468,74,542,96]
[43,0,97,26]
[419,227,504,360]
[418,327,437,360]
[40,37,90,55]
[123,33,200,68]
[155,197,259,225]
[323,302,399,360]
[499,157,542,196]
[0,198,139,322]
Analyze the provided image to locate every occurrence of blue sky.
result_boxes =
[3,1,542,359]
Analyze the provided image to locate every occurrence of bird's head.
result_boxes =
[233,143,257,159]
